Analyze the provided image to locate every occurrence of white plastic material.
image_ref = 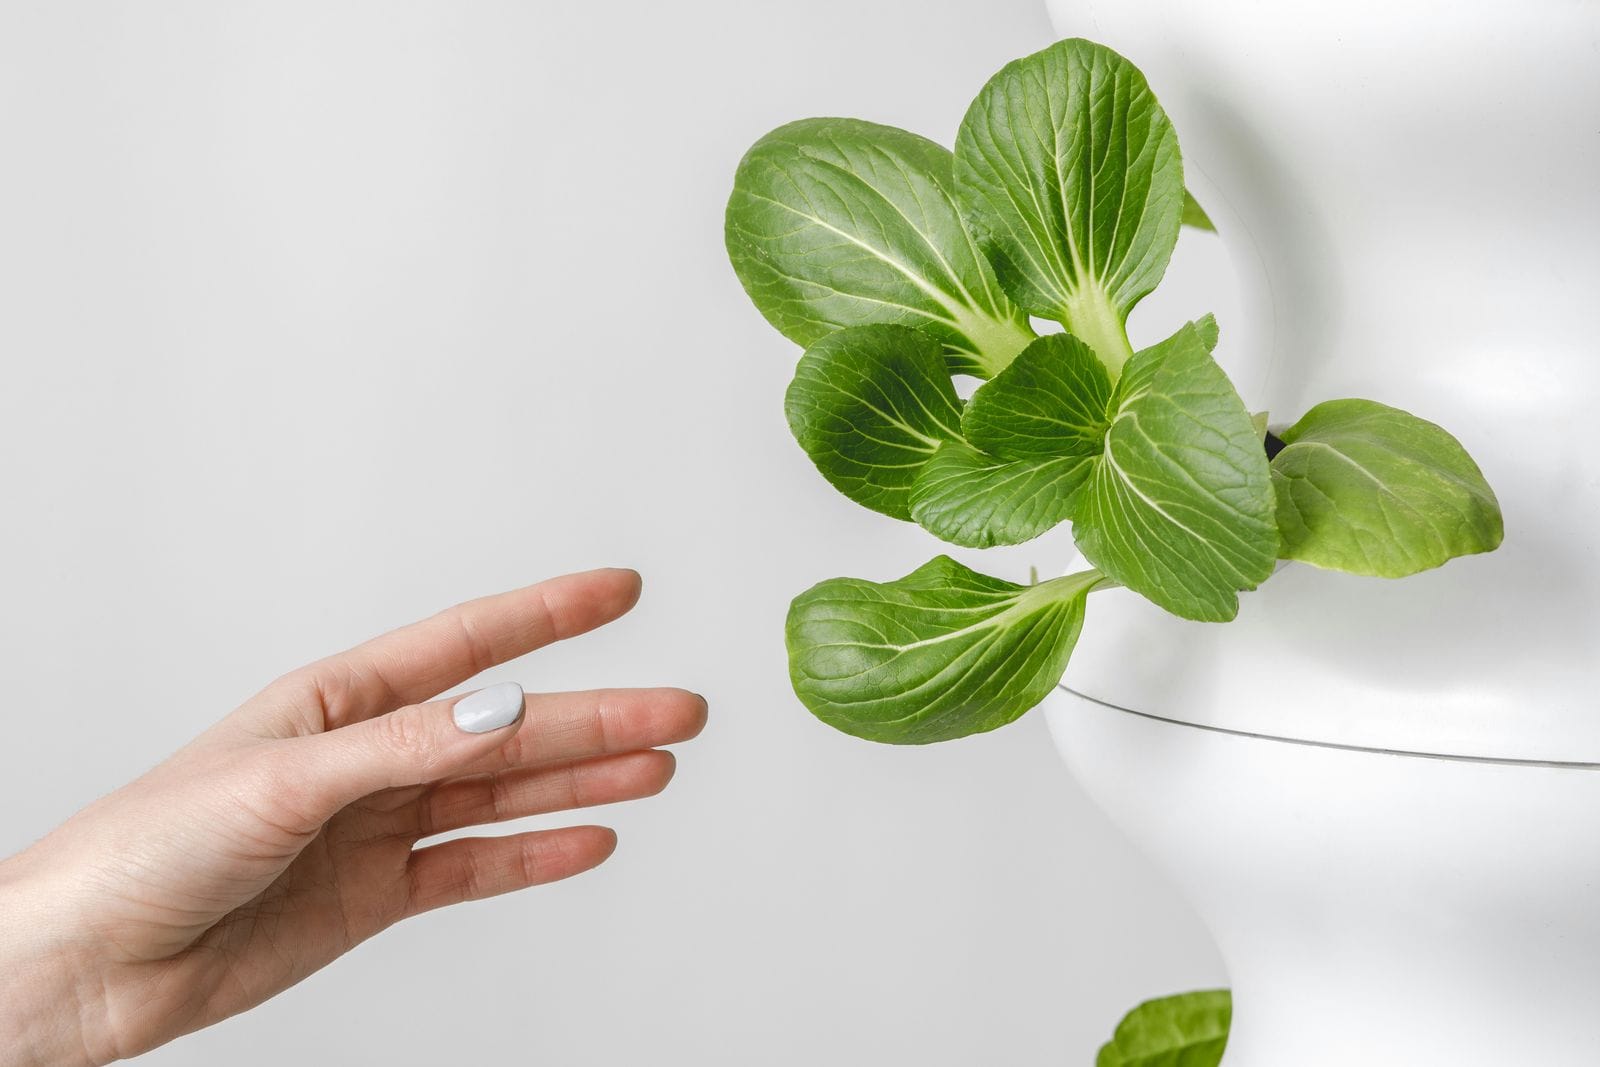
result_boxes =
[1042,0,1600,761]
[1044,690,1600,1066]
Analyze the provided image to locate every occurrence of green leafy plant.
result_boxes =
[1097,990,1231,1067]
[726,37,1503,745]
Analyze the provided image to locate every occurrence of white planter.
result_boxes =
[1044,691,1600,1065]
[1040,1,1600,1061]
[1041,0,1600,760]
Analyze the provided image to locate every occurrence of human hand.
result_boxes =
[0,568,705,1066]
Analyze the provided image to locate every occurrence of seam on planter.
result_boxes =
[1057,685,1600,770]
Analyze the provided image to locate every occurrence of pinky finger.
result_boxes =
[405,825,618,917]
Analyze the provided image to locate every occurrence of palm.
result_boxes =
[194,794,423,1019]
[84,790,415,1047]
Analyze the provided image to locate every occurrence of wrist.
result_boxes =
[0,857,112,1067]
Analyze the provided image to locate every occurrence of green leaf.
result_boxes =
[787,558,1103,744]
[1181,190,1216,232]
[785,325,963,521]
[1096,990,1231,1067]
[953,39,1183,375]
[726,117,1036,378]
[909,439,1092,548]
[961,333,1112,461]
[1072,322,1278,621]
[1271,399,1504,577]
[902,333,1105,547]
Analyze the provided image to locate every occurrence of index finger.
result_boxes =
[293,567,642,729]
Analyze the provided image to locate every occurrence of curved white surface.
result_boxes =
[1042,0,1600,760]
[1045,688,1600,1066]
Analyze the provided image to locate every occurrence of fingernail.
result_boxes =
[453,682,526,734]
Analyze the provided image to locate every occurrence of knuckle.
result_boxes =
[518,838,545,886]
[377,710,436,769]
[447,608,498,676]
[268,666,329,714]
[562,764,587,809]
[592,690,620,751]
[226,743,327,838]
[495,727,533,769]
[487,777,512,824]
[533,586,565,642]
[464,849,491,900]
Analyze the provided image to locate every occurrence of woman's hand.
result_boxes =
[0,568,705,1066]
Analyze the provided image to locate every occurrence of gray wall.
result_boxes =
[0,2,1228,1062]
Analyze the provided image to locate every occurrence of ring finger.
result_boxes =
[415,748,678,839]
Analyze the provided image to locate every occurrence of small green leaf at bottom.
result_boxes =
[786,557,1103,744]
[1096,989,1231,1067]
[1271,398,1503,577]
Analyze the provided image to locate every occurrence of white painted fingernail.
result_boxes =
[453,682,525,734]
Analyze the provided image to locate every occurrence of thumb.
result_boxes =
[296,682,527,812]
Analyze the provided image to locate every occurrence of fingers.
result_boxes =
[405,825,618,917]
[295,568,643,728]
[418,750,677,838]
[491,687,708,771]
[285,685,705,818]
[287,683,533,813]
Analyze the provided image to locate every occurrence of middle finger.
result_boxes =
[474,686,707,774]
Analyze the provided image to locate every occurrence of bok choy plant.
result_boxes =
[725,38,1503,746]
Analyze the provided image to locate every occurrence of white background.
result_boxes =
[0,2,1230,1062]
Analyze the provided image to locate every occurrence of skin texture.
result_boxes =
[0,568,707,1066]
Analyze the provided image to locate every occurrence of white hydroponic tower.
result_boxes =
[1040,2,1600,1063]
